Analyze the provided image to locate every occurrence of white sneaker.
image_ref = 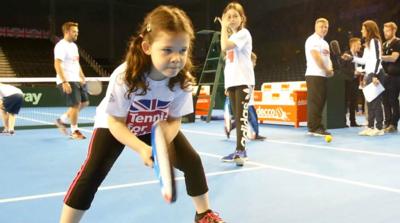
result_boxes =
[359,128,374,136]
[368,128,384,136]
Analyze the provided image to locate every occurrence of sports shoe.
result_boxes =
[358,128,374,136]
[1,129,8,134]
[70,130,86,140]
[55,118,68,135]
[8,130,15,136]
[384,125,398,133]
[308,128,331,136]
[234,150,247,166]
[221,152,236,163]
[221,150,248,163]
[253,134,266,141]
[195,210,225,223]
[367,128,384,136]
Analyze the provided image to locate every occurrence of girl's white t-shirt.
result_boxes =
[94,63,193,136]
[224,28,255,89]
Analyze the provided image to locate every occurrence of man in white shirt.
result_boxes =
[305,18,333,136]
[54,22,88,139]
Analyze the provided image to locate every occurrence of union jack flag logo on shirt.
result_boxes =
[126,99,171,136]
[129,99,171,112]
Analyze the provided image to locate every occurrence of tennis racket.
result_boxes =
[224,97,232,139]
[85,80,102,96]
[151,121,176,203]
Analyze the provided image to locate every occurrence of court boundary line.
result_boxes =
[0,166,265,204]
[31,111,94,121]
[15,113,400,159]
[182,129,400,159]
[198,151,400,195]
[3,124,400,205]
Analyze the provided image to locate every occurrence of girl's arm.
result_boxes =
[108,115,153,167]
[352,55,366,65]
[352,42,372,65]
[218,15,236,52]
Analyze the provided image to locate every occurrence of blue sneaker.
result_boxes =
[221,150,248,164]
[221,152,235,163]
[234,150,247,166]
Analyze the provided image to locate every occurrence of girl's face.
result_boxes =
[361,25,367,38]
[142,31,190,80]
[224,9,242,32]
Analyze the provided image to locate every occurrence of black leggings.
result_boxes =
[368,95,383,130]
[227,85,250,151]
[64,128,208,210]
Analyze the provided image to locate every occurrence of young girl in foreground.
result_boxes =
[59,6,224,223]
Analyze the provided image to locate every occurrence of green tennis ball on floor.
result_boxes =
[325,135,332,143]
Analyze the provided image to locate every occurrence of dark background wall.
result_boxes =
[2,0,399,86]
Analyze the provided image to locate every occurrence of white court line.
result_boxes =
[31,111,94,121]
[198,151,400,195]
[0,77,110,83]
[5,122,400,204]
[17,116,54,125]
[0,166,264,204]
[17,113,93,126]
[182,129,400,159]
[15,114,399,158]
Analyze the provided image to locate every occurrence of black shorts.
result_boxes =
[57,82,89,107]
[2,94,23,114]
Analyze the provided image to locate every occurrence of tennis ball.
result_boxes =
[325,135,332,143]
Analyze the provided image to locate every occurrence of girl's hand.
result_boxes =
[341,53,352,61]
[372,77,380,86]
[215,14,229,29]
[139,146,154,168]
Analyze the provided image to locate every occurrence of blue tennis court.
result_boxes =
[1,108,400,223]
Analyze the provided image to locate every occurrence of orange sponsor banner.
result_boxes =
[253,90,262,102]
[195,95,210,116]
[254,90,307,127]
[262,84,272,91]
[272,93,280,100]
[281,84,290,91]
